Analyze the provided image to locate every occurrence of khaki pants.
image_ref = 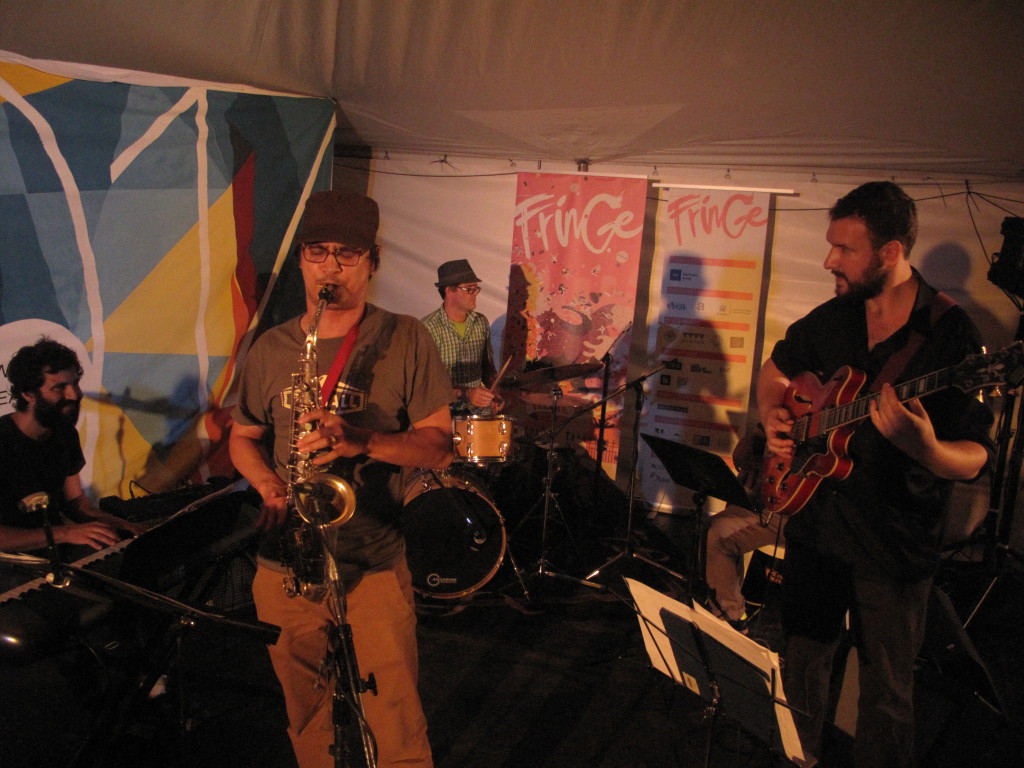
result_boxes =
[253,560,433,767]
[705,504,784,621]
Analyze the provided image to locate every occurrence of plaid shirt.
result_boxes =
[421,306,496,391]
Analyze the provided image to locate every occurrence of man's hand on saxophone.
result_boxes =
[298,408,371,460]
[255,490,289,531]
[299,407,454,471]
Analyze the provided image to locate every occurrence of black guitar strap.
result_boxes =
[869,290,956,393]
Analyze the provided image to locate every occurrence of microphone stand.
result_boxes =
[591,351,613,502]
[583,363,688,585]
[59,562,281,768]
[314,524,378,768]
[18,492,69,587]
[589,322,631,501]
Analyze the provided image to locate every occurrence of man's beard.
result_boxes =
[34,397,80,429]
[836,255,887,300]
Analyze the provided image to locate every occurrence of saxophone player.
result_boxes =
[230,190,453,768]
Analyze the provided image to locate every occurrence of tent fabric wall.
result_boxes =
[0,54,335,498]
[1,1,1022,178]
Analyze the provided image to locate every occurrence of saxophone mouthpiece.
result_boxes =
[318,283,337,302]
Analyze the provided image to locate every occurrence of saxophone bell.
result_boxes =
[293,475,357,528]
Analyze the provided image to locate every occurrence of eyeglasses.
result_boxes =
[454,285,481,295]
[302,244,368,266]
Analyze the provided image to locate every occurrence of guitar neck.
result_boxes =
[801,366,955,441]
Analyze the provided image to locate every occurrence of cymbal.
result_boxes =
[505,362,604,390]
[514,391,594,409]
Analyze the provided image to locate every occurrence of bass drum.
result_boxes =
[401,469,507,599]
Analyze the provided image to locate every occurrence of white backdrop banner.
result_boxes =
[639,187,773,513]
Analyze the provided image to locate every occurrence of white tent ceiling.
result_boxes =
[2,0,1023,178]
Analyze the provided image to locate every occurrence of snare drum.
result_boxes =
[401,468,507,599]
[452,414,515,463]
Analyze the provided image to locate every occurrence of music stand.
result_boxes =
[641,434,754,596]
[626,577,809,768]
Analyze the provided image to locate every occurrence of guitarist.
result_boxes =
[756,182,994,768]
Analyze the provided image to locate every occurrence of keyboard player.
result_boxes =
[0,337,143,590]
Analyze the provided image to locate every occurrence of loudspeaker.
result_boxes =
[988,217,1024,300]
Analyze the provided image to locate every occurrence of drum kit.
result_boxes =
[402,361,608,600]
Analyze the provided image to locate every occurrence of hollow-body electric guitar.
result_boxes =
[761,342,1024,517]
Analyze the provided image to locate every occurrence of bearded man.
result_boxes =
[0,337,142,556]
[757,182,994,767]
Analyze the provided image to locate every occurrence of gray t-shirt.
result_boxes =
[232,303,453,576]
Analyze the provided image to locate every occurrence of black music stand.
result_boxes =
[626,577,809,768]
[641,434,754,597]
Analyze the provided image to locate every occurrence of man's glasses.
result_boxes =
[454,285,481,295]
[302,244,368,266]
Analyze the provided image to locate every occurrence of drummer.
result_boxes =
[421,259,504,415]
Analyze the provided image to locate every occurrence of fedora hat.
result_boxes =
[435,259,482,288]
[296,191,379,250]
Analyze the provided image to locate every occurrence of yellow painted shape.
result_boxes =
[78,395,155,499]
[0,62,72,102]
[101,186,241,356]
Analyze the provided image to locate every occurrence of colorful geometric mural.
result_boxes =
[0,54,335,498]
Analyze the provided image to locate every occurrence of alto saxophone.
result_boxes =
[281,282,358,600]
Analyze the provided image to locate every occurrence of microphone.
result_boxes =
[294,481,334,501]
[18,492,69,587]
[18,492,49,516]
[292,481,339,527]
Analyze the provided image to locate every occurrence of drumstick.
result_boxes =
[489,356,513,394]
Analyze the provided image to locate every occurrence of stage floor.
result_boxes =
[2,507,1022,768]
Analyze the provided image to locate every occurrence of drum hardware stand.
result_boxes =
[516,385,604,594]
[584,365,689,586]
[502,537,531,598]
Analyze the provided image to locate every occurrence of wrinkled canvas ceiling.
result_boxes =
[1,0,1023,177]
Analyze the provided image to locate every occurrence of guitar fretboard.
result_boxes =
[796,366,956,442]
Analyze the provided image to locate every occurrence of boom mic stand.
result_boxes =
[590,322,632,502]
[58,562,280,768]
[591,351,613,502]
[584,363,688,586]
